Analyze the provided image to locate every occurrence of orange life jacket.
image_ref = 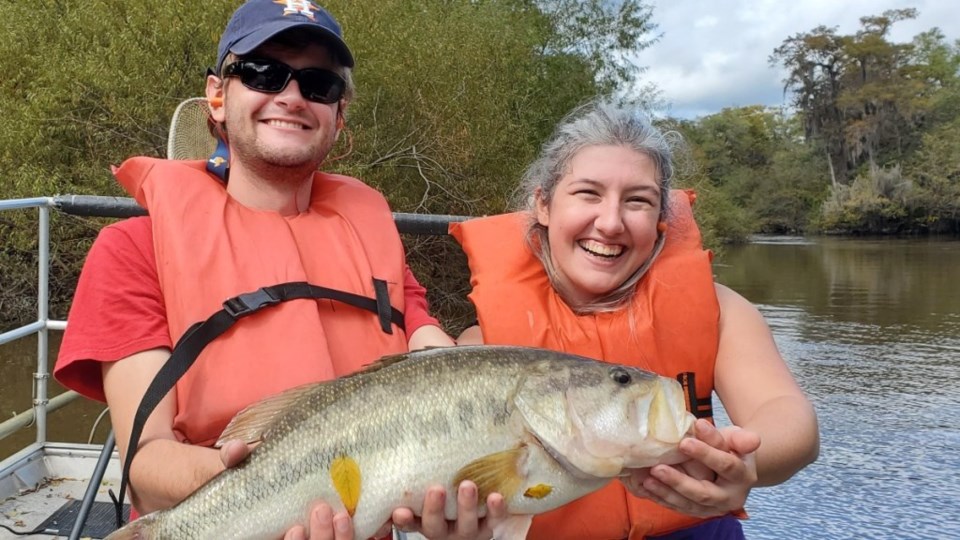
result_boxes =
[450,190,722,539]
[114,157,409,447]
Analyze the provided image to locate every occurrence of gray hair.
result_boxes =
[517,100,680,314]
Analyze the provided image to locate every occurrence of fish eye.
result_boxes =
[610,367,632,385]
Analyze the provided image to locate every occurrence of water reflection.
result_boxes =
[0,334,110,456]
[715,237,960,540]
[721,237,960,334]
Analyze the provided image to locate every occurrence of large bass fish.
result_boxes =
[106,345,696,539]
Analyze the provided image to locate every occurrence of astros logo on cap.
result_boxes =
[274,0,319,20]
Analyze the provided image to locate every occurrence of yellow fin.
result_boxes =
[523,484,552,499]
[330,455,362,517]
[215,383,322,447]
[454,446,526,502]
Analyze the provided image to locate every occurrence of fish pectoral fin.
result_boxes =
[454,446,527,503]
[331,455,362,517]
[215,382,323,447]
[522,483,552,499]
[492,514,534,540]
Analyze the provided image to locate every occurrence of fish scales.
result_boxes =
[106,345,695,540]
[155,349,535,538]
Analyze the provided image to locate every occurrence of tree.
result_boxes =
[838,9,924,168]
[908,115,960,233]
[771,10,936,184]
[679,106,827,235]
[771,8,960,235]
[535,0,660,94]
[770,25,848,184]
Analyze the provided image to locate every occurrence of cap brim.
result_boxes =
[226,21,354,69]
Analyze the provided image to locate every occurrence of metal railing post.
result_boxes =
[69,431,116,540]
[34,204,51,444]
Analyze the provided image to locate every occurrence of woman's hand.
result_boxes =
[623,419,760,517]
[391,481,509,540]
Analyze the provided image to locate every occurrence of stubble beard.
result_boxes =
[229,120,337,185]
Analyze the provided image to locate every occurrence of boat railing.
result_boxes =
[0,193,466,446]
[2,194,465,539]
[0,196,69,448]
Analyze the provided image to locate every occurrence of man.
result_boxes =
[55,1,504,538]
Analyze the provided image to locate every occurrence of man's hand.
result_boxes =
[218,438,256,469]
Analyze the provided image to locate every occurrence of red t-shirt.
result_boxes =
[55,216,440,402]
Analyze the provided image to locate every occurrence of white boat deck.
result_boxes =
[0,443,121,539]
[0,444,432,540]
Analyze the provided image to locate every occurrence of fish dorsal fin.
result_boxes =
[454,446,527,503]
[345,351,413,378]
[215,382,322,447]
[344,346,453,380]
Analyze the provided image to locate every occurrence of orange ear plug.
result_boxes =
[209,96,224,108]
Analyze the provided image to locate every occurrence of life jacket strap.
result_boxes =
[112,280,404,527]
[222,281,404,333]
[676,371,714,419]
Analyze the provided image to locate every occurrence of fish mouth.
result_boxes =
[641,381,696,445]
[535,389,691,478]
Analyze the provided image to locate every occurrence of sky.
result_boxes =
[633,0,960,119]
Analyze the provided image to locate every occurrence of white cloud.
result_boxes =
[634,0,960,119]
[693,16,719,29]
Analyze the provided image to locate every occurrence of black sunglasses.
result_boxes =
[223,59,346,104]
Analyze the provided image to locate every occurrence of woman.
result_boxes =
[451,101,819,539]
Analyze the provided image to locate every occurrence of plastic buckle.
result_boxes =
[223,287,281,319]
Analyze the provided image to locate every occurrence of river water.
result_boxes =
[713,236,960,540]
[1,236,959,538]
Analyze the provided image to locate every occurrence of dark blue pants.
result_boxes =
[647,516,745,540]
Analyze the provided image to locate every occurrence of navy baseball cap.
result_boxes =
[216,0,355,73]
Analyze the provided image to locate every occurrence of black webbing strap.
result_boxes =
[111,280,404,526]
[372,279,394,334]
[676,371,714,419]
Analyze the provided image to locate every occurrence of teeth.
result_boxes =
[579,240,622,257]
[265,119,306,130]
